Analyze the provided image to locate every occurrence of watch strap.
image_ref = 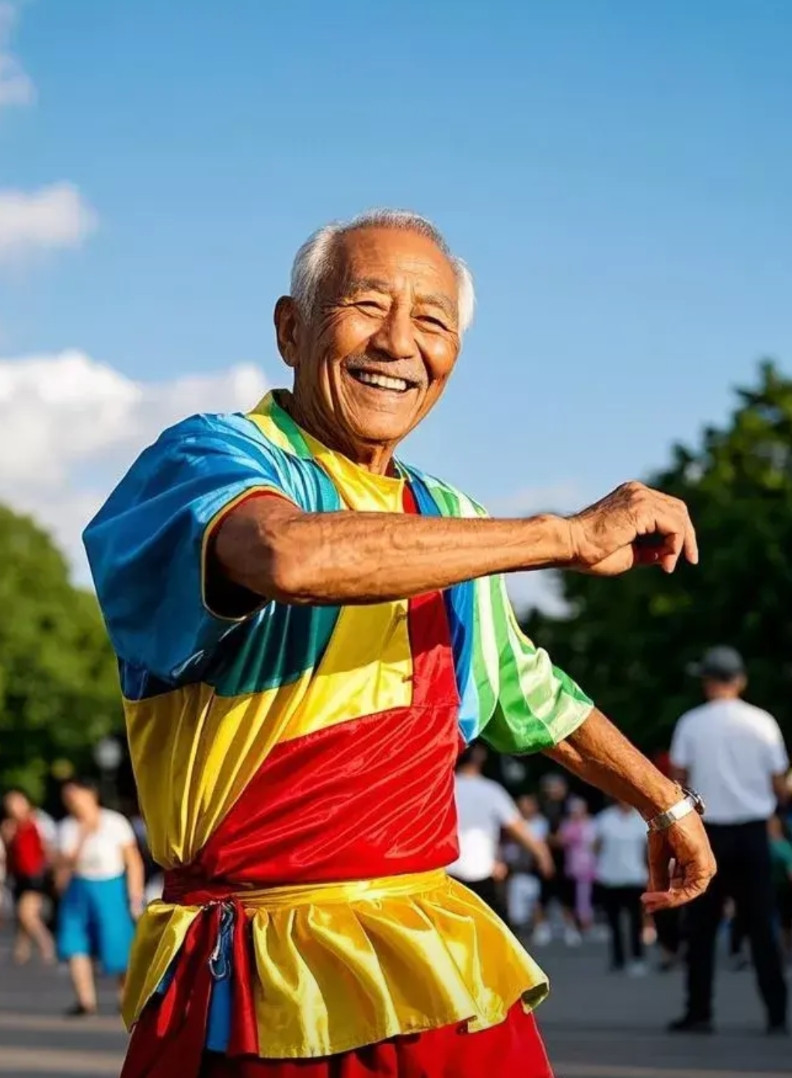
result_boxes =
[646,789,704,833]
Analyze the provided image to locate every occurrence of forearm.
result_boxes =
[216,500,574,605]
[544,708,682,820]
[506,820,545,860]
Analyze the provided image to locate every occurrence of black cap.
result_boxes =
[686,646,745,682]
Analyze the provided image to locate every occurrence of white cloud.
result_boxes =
[0,3,34,108]
[0,351,269,578]
[0,184,98,263]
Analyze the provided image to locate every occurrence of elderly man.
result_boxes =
[85,210,715,1078]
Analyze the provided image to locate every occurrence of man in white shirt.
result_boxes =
[56,778,145,1017]
[594,803,648,975]
[668,647,789,1035]
[449,744,553,919]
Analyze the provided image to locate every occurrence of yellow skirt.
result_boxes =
[124,870,549,1059]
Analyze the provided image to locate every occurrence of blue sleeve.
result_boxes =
[83,413,306,683]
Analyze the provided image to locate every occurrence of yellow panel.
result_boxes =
[246,402,299,456]
[279,600,413,743]
[125,607,413,868]
[125,672,311,868]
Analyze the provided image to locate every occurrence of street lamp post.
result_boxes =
[93,736,123,809]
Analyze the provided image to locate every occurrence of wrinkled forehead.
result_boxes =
[326,227,459,304]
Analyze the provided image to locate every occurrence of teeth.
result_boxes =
[354,370,410,392]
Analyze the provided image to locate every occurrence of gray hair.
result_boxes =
[290,209,475,333]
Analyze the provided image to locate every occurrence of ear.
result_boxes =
[274,296,302,369]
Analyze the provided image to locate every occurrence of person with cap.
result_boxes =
[668,646,790,1035]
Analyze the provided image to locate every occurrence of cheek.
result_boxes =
[423,337,458,385]
[316,312,372,366]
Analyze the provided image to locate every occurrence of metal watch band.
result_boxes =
[646,788,705,833]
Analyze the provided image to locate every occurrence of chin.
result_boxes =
[352,419,413,446]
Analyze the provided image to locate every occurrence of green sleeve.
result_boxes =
[479,573,594,755]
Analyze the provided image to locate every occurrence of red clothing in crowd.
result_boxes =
[7,819,46,878]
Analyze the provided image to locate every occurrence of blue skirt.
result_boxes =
[57,874,135,974]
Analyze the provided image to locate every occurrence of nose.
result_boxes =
[368,301,419,362]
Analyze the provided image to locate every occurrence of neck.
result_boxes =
[706,684,742,701]
[458,765,480,777]
[282,389,397,476]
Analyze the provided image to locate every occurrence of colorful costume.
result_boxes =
[84,391,593,1076]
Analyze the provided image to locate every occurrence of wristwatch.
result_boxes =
[646,787,706,833]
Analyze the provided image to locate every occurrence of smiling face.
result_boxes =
[275,227,462,471]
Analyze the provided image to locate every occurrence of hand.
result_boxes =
[492,860,509,882]
[567,481,698,577]
[641,812,716,913]
[535,846,556,880]
[129,894,145,920]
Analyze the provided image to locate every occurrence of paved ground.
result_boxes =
[0,933,789,1077]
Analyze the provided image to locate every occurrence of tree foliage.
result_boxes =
[522,361,792,752]
[0,507,120,802]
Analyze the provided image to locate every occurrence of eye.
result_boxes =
[417,314,449,331]
[355,300,386,314]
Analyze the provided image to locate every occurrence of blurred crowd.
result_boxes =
[451,756,792,976]
[450,647,792,1035]
[0,778,161,1016]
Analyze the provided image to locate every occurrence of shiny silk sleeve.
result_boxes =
[403,465,594,756]
[83,413,304,683]
[478,572,594,754]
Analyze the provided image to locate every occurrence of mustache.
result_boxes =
[343,355,426,388]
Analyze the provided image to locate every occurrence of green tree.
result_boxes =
[0,506,120,802]
[522,361,792,752]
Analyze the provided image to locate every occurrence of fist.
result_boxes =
[567,481,698,577]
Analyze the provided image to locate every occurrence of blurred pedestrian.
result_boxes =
[1,789,55,965]
[535,774,581,946]
[594,801,648,975]
[449,744,554,920]
[55,778,144,1016]
[558,797,597,934]
[503,794,550,939]
[668,646,789,1034]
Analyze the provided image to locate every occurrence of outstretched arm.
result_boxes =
[214,481,697,606]
[545,708,716,911]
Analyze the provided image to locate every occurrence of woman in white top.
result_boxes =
[56,778,144,1016]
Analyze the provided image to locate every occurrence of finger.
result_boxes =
[659,495,698,567]
[659,529,684,574]
[643,867,711,911]
[647,836,670,894]
[683,514,699,566]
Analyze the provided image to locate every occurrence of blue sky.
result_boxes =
[1,0,791,604]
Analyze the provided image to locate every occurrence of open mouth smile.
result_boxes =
[347,369,418,394]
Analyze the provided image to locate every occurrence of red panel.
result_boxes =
[197,1003,553,1078]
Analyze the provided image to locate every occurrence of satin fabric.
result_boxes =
[124,871,549,1062]
[197,1003,554,1078]
[84,394,595,1069]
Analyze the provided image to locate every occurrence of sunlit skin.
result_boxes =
[274,227,462,475]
